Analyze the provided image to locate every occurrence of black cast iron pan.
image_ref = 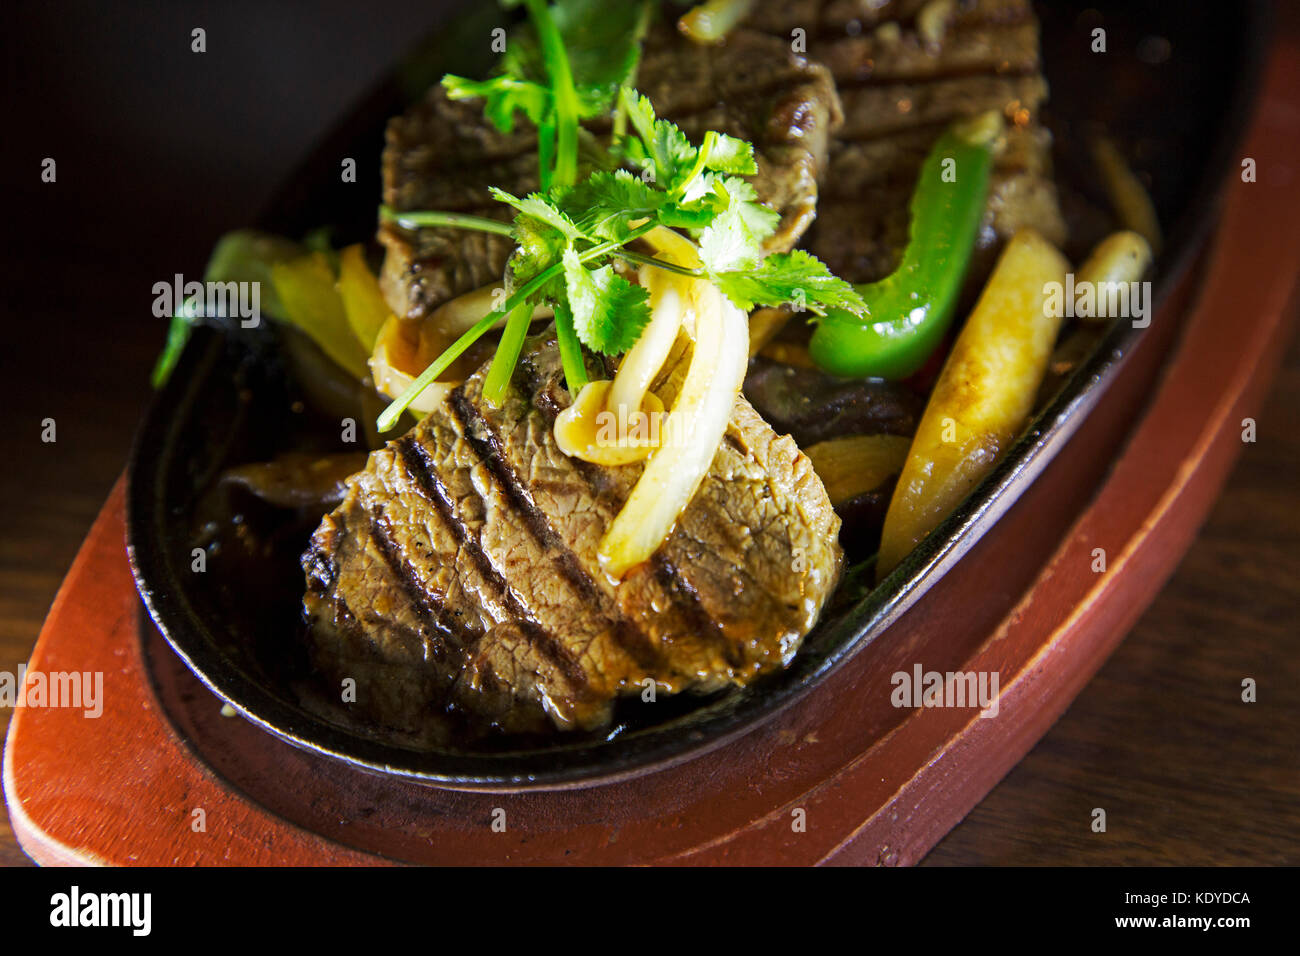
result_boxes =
[126,0,1270,789]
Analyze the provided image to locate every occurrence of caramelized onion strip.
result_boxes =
[598,280,749,579]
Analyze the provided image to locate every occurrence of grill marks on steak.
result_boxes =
[302,340,842,740]
[742,0,1066,284]
[379,24,841,321]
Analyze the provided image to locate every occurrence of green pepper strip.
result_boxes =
[150,230,302,388]
[809,111,1004,380]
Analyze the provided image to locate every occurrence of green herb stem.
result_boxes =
[380,205,514,236]
[552,300,589,392]
[525,0,580,188]
[376,308,500,432]
[612,249,704,278]
[537,115,557,192]
[612,85,630,143]
[376,206,702,279]
[482,300,536,406]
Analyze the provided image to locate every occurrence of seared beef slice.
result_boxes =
[302,343,842,739]
[379,25,841,321]
[744,0,1066,283]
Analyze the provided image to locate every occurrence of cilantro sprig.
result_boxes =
[375,8,868,432]
[443,0,652,190]
[376,88,866,430]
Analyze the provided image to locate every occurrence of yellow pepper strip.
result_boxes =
[803,434,912,507]
[1091,137,1163,255]
[270,253,371,381]
[1073,231,1154,322]
[877,229,1070,580]
[748,307,791,358]
[336,245,391,351]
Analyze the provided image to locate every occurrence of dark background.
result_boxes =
[2,1,1297,866]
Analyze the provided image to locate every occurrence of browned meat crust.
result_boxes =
[742,0,1067,283]
[302,340,842,741]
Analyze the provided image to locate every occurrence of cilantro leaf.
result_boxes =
[553,169,664,241]
[460,0,655,132]
[703,133,757,176]
[510,213,567,292]
[500,0,650,118]
[698,198,764,274]
[692,175,781,273]
[711,250,870,317]
[713,177,780,243]
[656,199,721,231]
[489,187,585,241]
[551,0,651,117]
[562,247,652,354]
[442,73,549,133]
[620,88,697,188]
[446,1,651,187]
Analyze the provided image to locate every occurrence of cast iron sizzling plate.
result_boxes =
[127,1,1269,789]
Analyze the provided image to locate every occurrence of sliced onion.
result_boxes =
[428,283,552,338]
[678,0,756,44]
[369,315,455,414]
[608,267,690,419]
[558,226,700,468]
[371,287,553,415]
[802,434,912,506]
[607,225,701,418]
[598,279,749,579]
[554,380,667,466]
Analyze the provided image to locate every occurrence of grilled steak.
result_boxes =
[301,340,842,741]
[742,0,1067,284]
[379,23,841,322]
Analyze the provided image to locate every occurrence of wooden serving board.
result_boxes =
[5,30,1299,868]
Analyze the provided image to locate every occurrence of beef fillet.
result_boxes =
[301,341,842,741]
